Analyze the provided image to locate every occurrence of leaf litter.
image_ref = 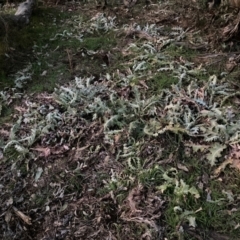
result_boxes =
[1,0,240,239]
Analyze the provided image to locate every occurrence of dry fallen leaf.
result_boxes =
[4,211,12,223]
[232,159,240,171]
[31,147,51,157]
[139,80,149,89]
[177,163,189,172]
[225,61,237,72]
[213,158,232,178]
[13,206,32,225]
[127,187,142,215]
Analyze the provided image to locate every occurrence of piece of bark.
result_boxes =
[14,0,35,25]
[0,0,36,38]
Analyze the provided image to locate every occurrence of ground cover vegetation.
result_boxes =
[1,0,240,239]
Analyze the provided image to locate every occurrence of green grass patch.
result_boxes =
[148,72,178,93]
[161,152,240,239]
[0,7,73,90]
[0,105,13,124]
[0,71,14,89]
[81,33,117,51]
[165,44,197,60]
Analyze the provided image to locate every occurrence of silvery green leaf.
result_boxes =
[174,206,182,212]
[133,61,146,71]
[222,190,234,202]
[4,140,20,152]
[172,26,183,31]
[189,127,199,134]
[206,143,227,166]
[187,68,206,76]
[204,135,220,142]
[104,115,124,131]
[195,98,208,108]
[9,124,19,140]
[157,65,174,72]
[106,73,111,81]
[228,131,240,144]
[15,145,29,154]
[19,129,37,146]
[35,167,43,181]
[174,179,200,199]
[161,39,174,48]
[187,216,197,227]
[142,43,156,53]
[0,91,8,101]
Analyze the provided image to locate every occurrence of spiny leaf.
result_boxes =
[204,135,220,142]
[185,143,208,153]
[9,118,22,140]
[20,129,37,146]
[174,179,200,199]
[206,143,227,166]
